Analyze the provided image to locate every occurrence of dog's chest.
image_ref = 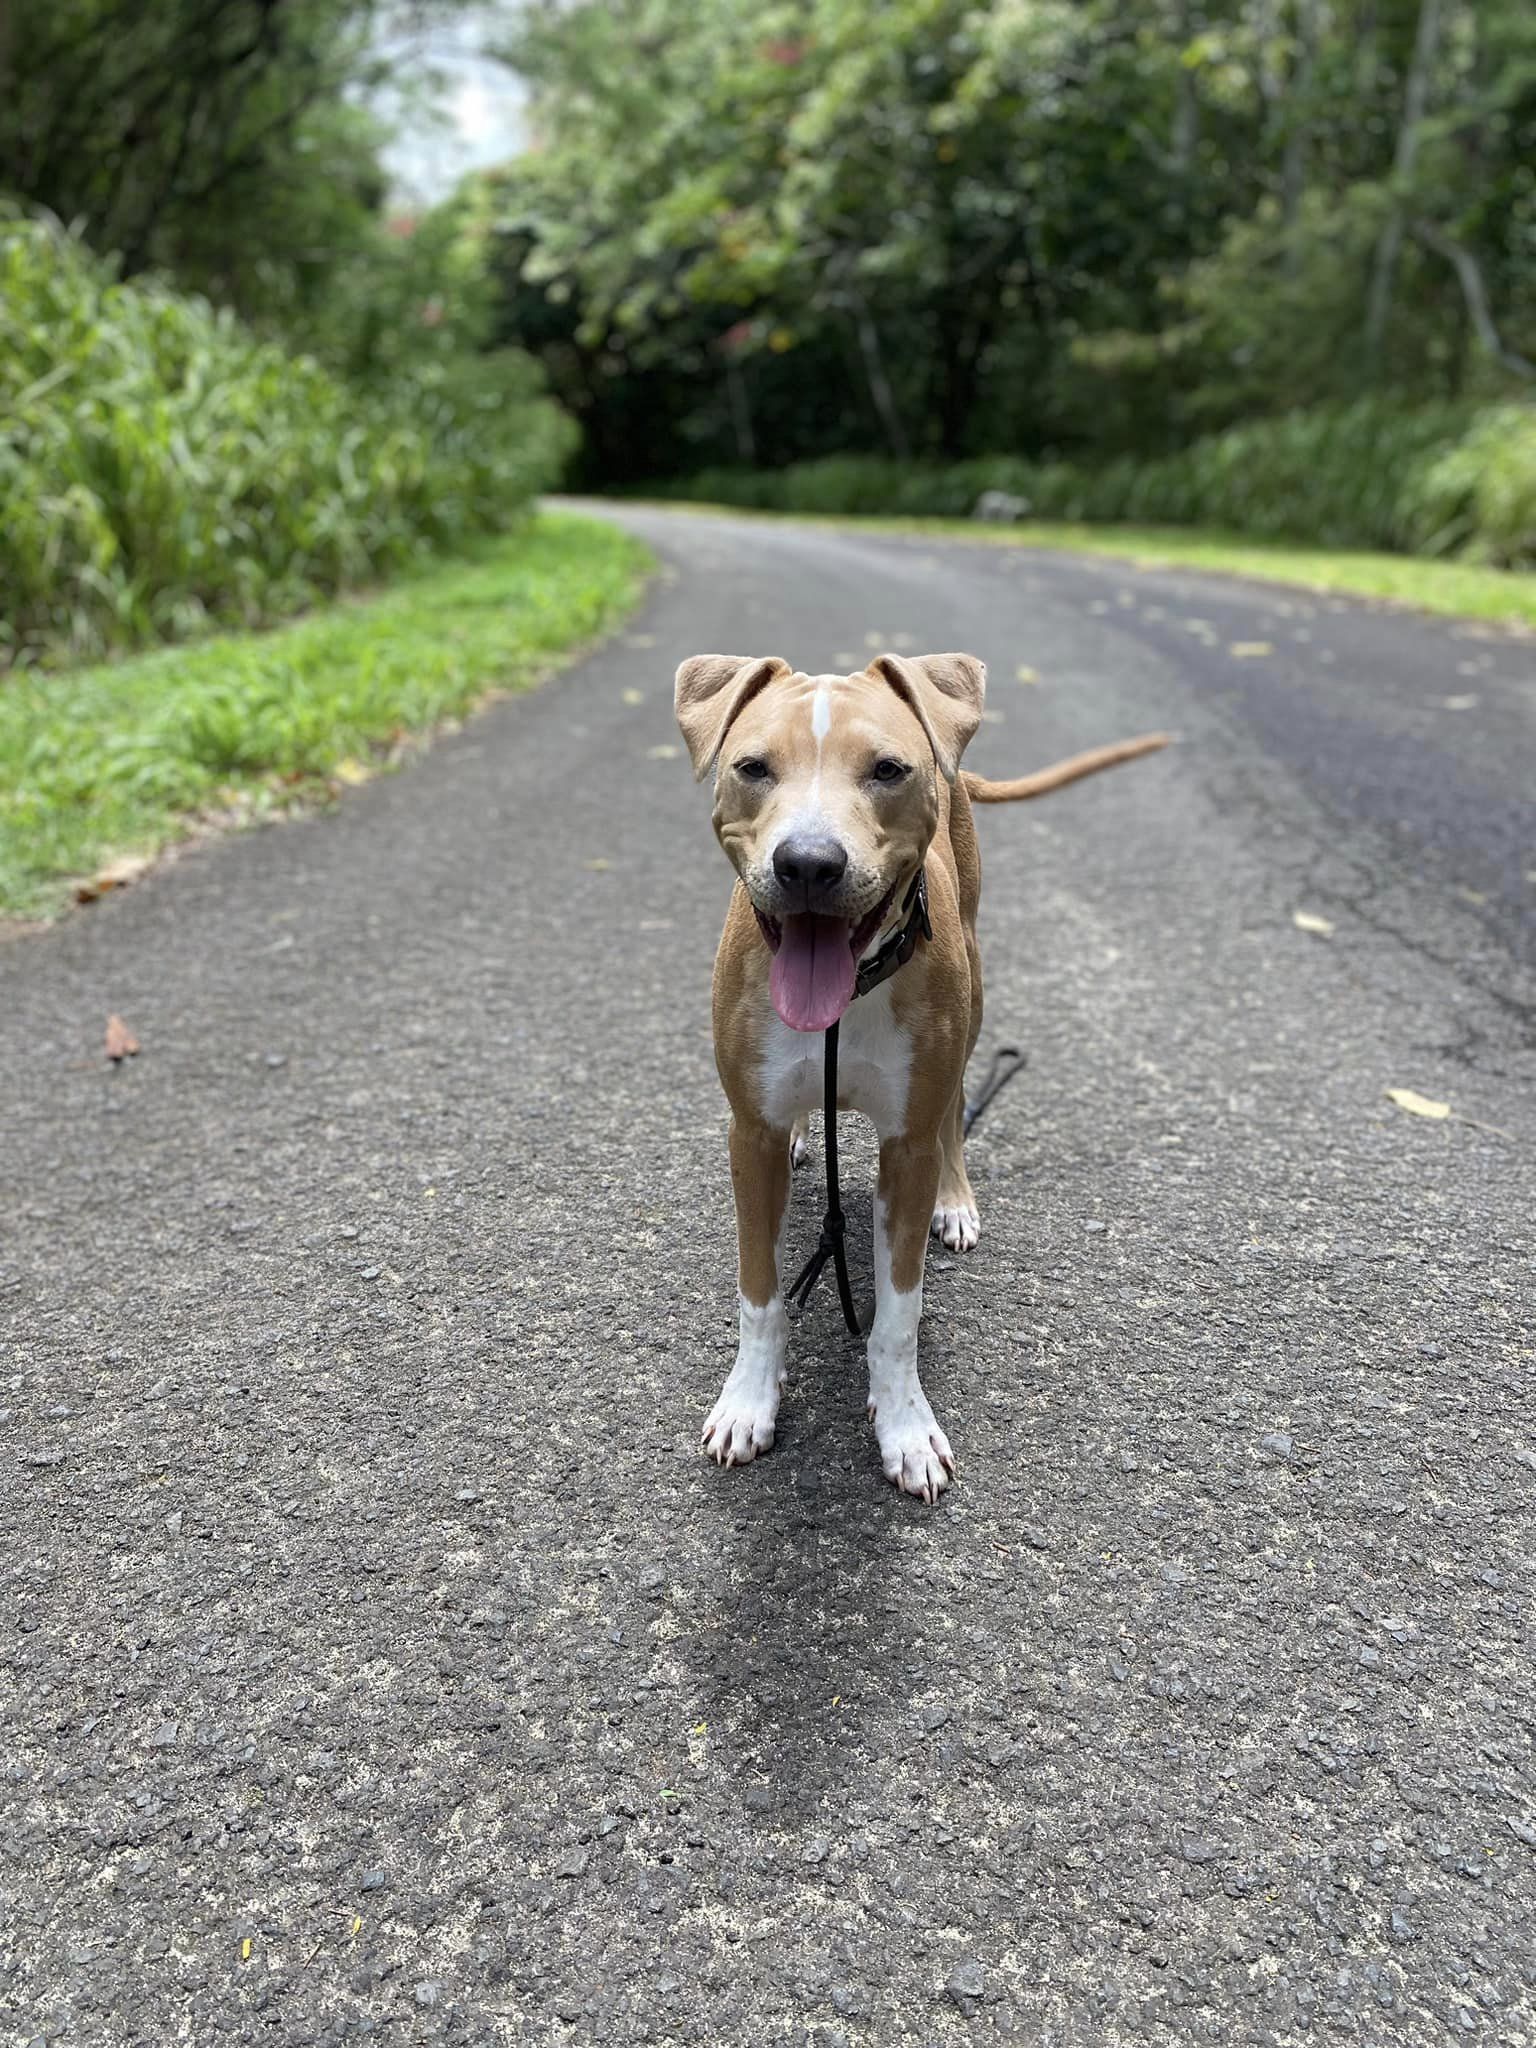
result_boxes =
[754,983,911,1136]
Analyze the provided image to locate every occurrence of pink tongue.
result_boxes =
[770,914,857,1032]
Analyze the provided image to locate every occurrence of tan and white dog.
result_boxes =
[675,651,1165,1501]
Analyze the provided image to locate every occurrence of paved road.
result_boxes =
[4,505,1534,2048]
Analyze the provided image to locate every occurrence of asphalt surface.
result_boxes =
[4,504,1535,2048]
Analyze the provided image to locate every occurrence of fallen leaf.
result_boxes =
[646,743,681,760]
[1015,664,1040,684]
[621,687,644,705]
[105,1014,140,1063]
[75,853,150,904]
[1386,1087,1451,1121]
[1442,694,1478,711]
[240,1938,252,1963]
[979,709,1006,724]
[1229,641,1273,658]
[333,758,369,787]
[585,858,611,871]
[351,1917,362,1937]
[1292,910,1335,936]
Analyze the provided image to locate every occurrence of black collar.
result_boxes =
[853,868,931,1001]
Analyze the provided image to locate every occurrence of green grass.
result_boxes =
[632,501,1536,629]
[0,512,652,921]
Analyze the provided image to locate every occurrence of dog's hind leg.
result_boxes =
[789,1115,811,1170]
[702,1113,792,1468]
[930,1084,980,1252]
[931,954,983,1252]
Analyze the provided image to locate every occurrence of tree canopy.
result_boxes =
[488,0,1536,480]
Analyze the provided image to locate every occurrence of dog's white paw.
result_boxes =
[789,1119,810,1171]
[702,1373,780,1468]
[930,1201,980,1252]
[869,1391,955,1503]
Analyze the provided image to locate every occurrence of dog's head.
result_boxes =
[674,652,986,1030]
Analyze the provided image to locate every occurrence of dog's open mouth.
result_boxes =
[754,885,896,1033]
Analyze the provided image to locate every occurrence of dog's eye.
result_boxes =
[735,757,772,782]
[871,758,910,784]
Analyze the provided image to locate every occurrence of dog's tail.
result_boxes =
[961,731,1170,804]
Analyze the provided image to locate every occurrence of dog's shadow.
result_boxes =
[684,1150,957,1830]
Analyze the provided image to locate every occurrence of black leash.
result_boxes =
[783,1015,864,1332]
[783,868,1029,1335]
[963,1044,1027,1135]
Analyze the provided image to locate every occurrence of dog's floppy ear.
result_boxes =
[674,654,791,781]
[866,652,986,781]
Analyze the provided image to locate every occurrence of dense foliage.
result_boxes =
[0,3,580,664]
[0,212,574,663]
[493,0,1536,503]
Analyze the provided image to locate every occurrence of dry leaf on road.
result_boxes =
[1015,665,1040,684]
[332,758,370,787]
[1292,910,1335,936]
[105,1014,141,1063]
[1386,1087,1450,1121]
[646,743,681,760]
[75,854,150,904]
[1230,641,1274,658]
[621,687,644,705]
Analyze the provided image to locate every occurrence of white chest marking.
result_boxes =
[754,979,911,1137]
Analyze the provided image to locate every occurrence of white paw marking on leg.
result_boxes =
[869,1388,955,1504]
[789,1118,810,1171]
[930,1202,980,1252]
[702,1295,787,1468]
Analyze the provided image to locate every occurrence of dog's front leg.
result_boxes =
[701,1112,791,1467]
[868,1135,954,1502]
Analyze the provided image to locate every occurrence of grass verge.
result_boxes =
[1,511,651,922]
[631,501,1536,630]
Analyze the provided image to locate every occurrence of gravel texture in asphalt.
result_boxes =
[4,504,1535,2047]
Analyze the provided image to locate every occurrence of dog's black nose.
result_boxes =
[773,834,848,896]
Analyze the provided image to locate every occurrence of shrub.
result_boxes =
[0,209,577,664]
[1400,405,1536,565]
[646,400,1536,566]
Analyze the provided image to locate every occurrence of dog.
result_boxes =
[675,651,1166,1501]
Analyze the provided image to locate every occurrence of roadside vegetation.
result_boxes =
[1,212,574,668]
[0,514,650,920]
[643,401,1536,569]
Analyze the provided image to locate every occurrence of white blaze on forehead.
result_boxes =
[810,681,833,743]
[806,676,835,806]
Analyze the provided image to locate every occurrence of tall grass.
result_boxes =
[645,400,1536,566]
[0,209,577,665]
